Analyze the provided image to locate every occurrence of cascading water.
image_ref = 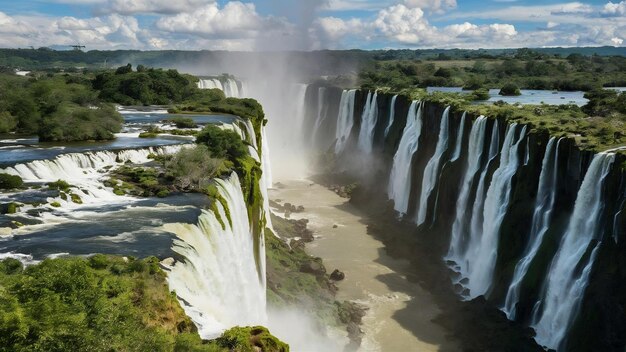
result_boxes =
[465,124,526,297]
[456,120,501,281]
[357,91,378,154]
[387,101,422,215]
[197,78,242,98]
[312,87,328,145]
[384,95,398,137]
[1,146,182,207]
[446,116,488,263]
[416,107,450,226]
[294,84,309,141]
[502,137,561,319]
[450,112,467,162]
[335,89,357,154]
[532,152,616,351]
[162,172,267,339]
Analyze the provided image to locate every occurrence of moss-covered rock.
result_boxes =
[212,326,289,352]
[0,173,23,190]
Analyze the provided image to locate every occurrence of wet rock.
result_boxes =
[333,224,338,229]
[459,278,469,285]
[299,259,326,276]
[289,238,305,251]
[330,269,345,281]
[297,205,305,212]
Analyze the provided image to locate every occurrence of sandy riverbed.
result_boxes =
[269,179,457,352]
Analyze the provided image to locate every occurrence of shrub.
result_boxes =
[472,88,491,101]
[169,117,196,129]
[196,125,248,160]
[0,174,23,190]
[47,179,71,192]
[499,83,521,96]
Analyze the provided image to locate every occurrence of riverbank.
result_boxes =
[269,179,457,352]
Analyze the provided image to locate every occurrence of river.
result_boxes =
[270,179,458,352]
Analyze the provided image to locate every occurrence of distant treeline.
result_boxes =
[359,49,626,92]
[2,47,626,72]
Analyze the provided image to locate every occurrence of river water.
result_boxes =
[270,179,457,352]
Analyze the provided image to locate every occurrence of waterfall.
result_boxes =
[260,126,273,231]
[450,112,467,162]
[294,84,309,140]
[446,116,488,262]
[162,172,267,339]
[0,146,182,207]
[452,120,500,293]
[384,95,398,137]
[416,107,451,226]
[198,78,242,98]
[357,91,378,154]
[335,89,357,154]
[465,124,527,297]
[456,120,501,276]
[312,87,328,145]
[387,101,422,215]
[503,137,561,319]
[532,152,615,351]
[2,146,181,182]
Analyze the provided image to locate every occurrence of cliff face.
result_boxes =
[304,85,626,351]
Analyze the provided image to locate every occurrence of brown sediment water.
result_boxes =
[269,179,457,352]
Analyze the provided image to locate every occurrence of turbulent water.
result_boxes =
[387,101,422,215]
[532,152,616,350]
[1,146,182,208]
[162,172,267,338]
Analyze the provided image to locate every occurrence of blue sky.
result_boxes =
[0,0,624,50]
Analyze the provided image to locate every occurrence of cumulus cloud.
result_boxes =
[601,1,626,16]
[374,4,438,44]
[104,0,216,15]
[155,2,287,39]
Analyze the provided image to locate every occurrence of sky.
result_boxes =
[0,0,625,50]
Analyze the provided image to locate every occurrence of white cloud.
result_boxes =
[602,1,626,16]
[612,36,624,45]
[105,0,215,15]
[322,0,391,11]
[403,0,457,13]
[155,2,287,39]
[374,4,438,44]
[547,21,559,28]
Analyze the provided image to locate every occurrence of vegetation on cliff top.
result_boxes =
[0,257,288,352]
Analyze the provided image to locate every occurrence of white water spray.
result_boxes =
[503,137,561,319]
[387,101,422,215]
[384,95,398,137]
[162,172,266,339]
[416,107,451,226]
[446,116,488,262]
[335,89,357,154]
[465,124,526,297]
[357,91,378,154]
